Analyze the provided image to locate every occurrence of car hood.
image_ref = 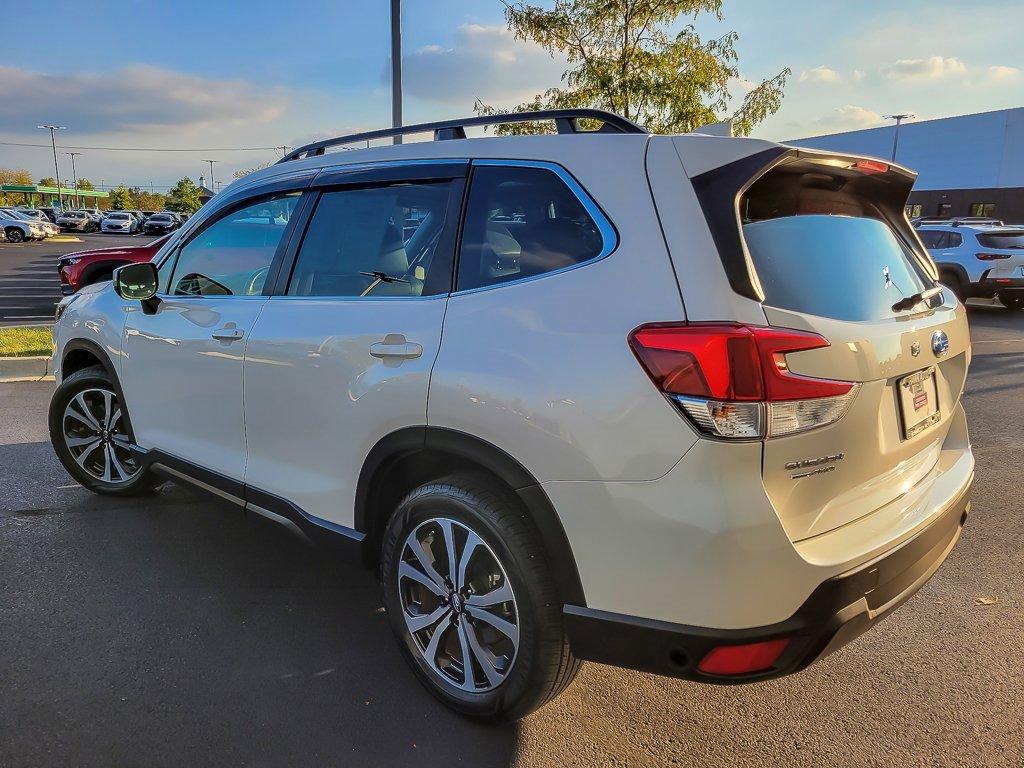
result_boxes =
[59,236,168,262]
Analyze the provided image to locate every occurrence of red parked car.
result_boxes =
[58,234,172,295]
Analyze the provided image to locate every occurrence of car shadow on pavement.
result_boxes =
[0,441,518,768]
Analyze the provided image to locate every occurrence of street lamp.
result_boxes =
[883,113,915,162]
[64,151,82,208]
[202,160,218,193]
[37,124,66,209]
[391,0,403,145]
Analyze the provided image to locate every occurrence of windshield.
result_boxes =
[109,213,128,220]
[151,215,171,221]
[743,215,932,321]
[978,231,1024,249]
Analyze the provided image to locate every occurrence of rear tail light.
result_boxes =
[976,252,1010,260]
[697,638,791,676]
[629,323,857,439]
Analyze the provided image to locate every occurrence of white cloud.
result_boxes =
[817,105,884,131]
[883,56,966,82]
[988,65,1021,82]
[401,24,566,106]
[852,69,866,82]
[0,64,285,135]
[799,66,841,83]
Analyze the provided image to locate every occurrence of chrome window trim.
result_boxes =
[451,158,620,297]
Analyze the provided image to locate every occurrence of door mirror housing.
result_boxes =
[114,262,158,300]
[113,262,161,314]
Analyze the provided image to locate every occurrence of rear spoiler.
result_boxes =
[689,147,933,302]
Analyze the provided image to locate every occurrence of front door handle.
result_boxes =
[369,334,423,360]
[211,327,245,341]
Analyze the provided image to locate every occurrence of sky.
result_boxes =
[2,0,1022,191]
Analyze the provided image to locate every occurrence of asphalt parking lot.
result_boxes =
[0,232,147,326]
[1,307,1023,767]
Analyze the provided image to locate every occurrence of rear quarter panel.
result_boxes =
[428,140,696,482]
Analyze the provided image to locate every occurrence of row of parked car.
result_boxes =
[0,207,61,242]
[56,209,186,236]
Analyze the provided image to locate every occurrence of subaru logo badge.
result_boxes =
[931,330,949,357]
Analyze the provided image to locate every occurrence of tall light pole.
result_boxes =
[390,0,403,145]
[64,151,82,208]
[883,113,915,162]
[202,160,218,193]
[37,124,66,209]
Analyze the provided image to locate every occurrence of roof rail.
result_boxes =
[278,109,647,163]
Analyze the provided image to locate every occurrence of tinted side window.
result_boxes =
[947,232,963,247]
[457,165,606,291]
[168,193,299,296]
[287,181,453,298]
[918,231,945,249]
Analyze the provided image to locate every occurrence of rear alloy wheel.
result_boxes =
[6,227,24,243]
[397,517,520,694]
[49,365,160,495]
[381,474,580,721]
[999,292,1024,311]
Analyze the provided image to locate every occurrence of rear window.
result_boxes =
[456,165,607,291]
[743,215,931,321]
[977,231,1024,249]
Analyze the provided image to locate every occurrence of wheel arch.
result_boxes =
[79,260,130,287]
[60,338,128,404]
[356,427,587,606]
[934,262,970,285]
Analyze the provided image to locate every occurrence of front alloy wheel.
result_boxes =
[49,365,159,496]
[398,517,520,693]
[61,387,140,484]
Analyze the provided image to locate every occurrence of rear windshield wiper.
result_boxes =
[892,285,943,312]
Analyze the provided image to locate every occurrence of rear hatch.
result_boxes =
[702,152,970,541]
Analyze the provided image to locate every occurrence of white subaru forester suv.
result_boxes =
[49,110,974,721]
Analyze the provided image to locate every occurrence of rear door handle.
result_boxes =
[369,334,423,360]
[211,327,245,341]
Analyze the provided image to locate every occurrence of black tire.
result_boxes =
[48,365,161,496]
[381,474,580,721]
[999,292,1024,311]
[6,227,24,243]
[939,271,966,302]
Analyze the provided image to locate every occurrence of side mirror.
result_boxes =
[113,262,161,314]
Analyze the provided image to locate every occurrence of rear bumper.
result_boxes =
[564,478,970,683]
[973,273,1024,296]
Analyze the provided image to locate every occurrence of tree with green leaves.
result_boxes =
[0,169,34,204]
[476,0,789,136]
[76,178,95,191]
[109,184,135,210]
[166,177,202,214]
[38,176,57,187]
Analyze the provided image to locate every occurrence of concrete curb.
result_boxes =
[0,356,54,383]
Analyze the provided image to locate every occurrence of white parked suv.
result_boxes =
[918,221,1024,310]
[49,110,974,721]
